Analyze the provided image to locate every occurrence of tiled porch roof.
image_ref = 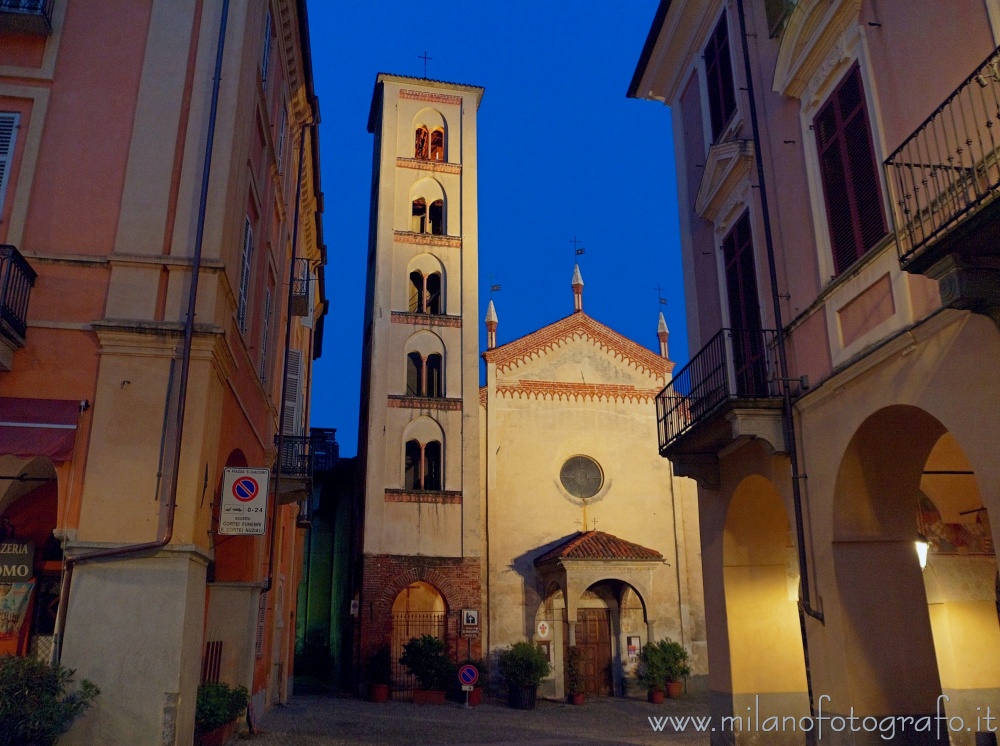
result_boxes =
[534,531,663,565]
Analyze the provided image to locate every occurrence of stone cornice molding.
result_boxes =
[695,139,753,221]
[494,380,661,404]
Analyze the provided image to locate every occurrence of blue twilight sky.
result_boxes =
[306,1,685,457]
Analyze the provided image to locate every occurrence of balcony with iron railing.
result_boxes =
[885,45,1000,306]
[0,0,54,34]
[290,258,311,317]
[655,328,785,486]
[274,430,339,503]
[0,245,37,371]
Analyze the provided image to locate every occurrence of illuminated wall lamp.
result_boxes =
[915,533,930,570]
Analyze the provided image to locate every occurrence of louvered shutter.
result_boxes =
[237,219,253,333]
[705,15,736,142]
[723,213,766,396]
[815,65,887,275]
[0,113,20,216]
[283,349,302,436]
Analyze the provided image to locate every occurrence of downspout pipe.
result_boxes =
[262,117,315,595]
[734,0,823,722]
[54,0,230,664]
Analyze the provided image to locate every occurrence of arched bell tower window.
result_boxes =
[415,126,429,159]
[408,271,443,314]
[403,351,444,398]
[428,200,444,235]
[411,198,427,233]
[430,128,444,161]
[404,438,442,490]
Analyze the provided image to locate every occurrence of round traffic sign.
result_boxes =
[458,664,479,686]
[232,476,260,502]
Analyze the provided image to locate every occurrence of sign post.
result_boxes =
[458,664,479,709]
[220,468,270,536]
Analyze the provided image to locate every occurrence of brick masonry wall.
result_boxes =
[360,554,483,667]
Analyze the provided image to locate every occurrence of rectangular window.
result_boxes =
[705,14,737,142]
[276,107,287,171]
[722,212,768,396]
[765,0,795,38]
[283,349,302,436]
[0,113,20,217]
[814,64,887,276]
[237,218,254,334]
[259,286,271,381]
[261,9,272,84]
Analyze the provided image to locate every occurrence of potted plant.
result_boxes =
[367,646,393,703]
[0,654,99,746]
[195,681,249,746]
[497,641,551,710]
[661,639,691,699]
[400,635,454,705]
[565,646,585,705]
[637,640,670,703]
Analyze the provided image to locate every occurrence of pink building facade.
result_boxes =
[631,2,1000,744]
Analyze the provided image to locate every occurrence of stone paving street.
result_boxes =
[247,693,713,745]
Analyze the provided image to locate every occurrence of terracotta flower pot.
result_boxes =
[648,688,665,704]
[665,681,683,699]
[412,689,447,705]
[467,687,482,706]
[369,683,389,703]
[569,692,585,705]
[198,721,235,746]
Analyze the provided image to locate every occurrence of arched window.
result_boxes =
[425,273,442,315]
[430,128,444,161]
[404,439,442,491]
[425,354,443,398]
[411,199,427,233]
[404,352,444,397]
[429,200,444,235]
[405,440,422,489]
[424,441,442,490]
[406,352,423,396]
[414,126,429,159]
[409,272,425,313]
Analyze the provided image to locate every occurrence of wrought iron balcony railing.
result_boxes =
[656,328,779,453]
[277,434,312,480]
[290,258,311,317]
[0,0,54,34]
[885,45,1000,267]
[0,245,37,343]
[310,427,339,473]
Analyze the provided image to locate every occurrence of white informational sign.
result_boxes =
[219,468,270,535]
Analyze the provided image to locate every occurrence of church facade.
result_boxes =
[354,73,706,698]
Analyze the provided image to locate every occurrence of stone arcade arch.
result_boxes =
[831,405,1000,745]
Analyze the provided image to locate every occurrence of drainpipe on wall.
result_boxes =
[53,0,231,665]
[734,0,823,719]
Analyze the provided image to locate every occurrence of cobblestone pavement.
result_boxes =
[247,692,713,745]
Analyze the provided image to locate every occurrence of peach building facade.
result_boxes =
[631,1,1000,744]
[0,1,326,743]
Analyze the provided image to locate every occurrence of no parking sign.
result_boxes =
[220,468,270,535]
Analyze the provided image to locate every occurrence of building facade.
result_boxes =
[630,1,1000,744]
[0,1,326,743]
[354,72,706,698]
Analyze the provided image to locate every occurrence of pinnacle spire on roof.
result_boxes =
[572,264,584,313]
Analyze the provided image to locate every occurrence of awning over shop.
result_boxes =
[0,397,82,462]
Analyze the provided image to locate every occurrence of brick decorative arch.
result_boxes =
[377,566,461,614]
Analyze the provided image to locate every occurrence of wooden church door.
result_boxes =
[576,609,612,696]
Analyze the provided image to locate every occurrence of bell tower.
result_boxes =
[357,74,485,664]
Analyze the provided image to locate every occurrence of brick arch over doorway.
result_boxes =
[359,555,482,666]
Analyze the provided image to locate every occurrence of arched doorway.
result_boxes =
[390,581,446,696]
[570,580,648,698]
[723,475,809,725]
[0,455,60,660]
[832,406,1000,743]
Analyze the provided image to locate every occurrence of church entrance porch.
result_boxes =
[576,607,613,696]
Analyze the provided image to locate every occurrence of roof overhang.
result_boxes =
[0,397,83,462]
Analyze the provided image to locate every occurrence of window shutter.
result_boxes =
[261,9,272,84]
[237,218,254,333]
[0,113,20,216]
[283,349,302,436]
[259,287,271,381]
[276,107,287,169]
[705,15,736,141]
[815,65,887,275]
[723,212,767,396]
